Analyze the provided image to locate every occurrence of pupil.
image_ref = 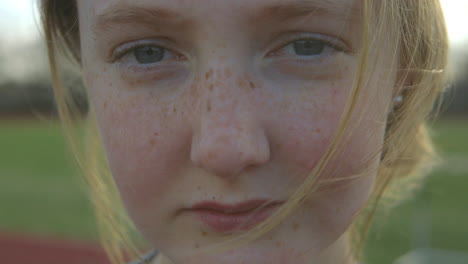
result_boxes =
[134,46,164,64]
[294,40,324,56]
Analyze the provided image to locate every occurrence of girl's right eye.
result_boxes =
[112,43,180,66]
[133,46,166,64]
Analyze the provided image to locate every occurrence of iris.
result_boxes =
[134,46,165,64]
[293,40,325,56]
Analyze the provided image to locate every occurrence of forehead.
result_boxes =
[80,0,361,29]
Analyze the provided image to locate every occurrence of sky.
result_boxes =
[0,0,40,44]
[1,0,468,44]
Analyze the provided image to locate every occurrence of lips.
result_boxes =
[189,199,282,233]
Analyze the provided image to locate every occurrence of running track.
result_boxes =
[0,232,110,264]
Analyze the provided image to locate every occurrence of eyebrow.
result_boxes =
[94,0,361,34]
[94,4,189,34]
[251,0,361,23]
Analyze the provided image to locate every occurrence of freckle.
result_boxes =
[212,196,215,200]
[344,66,349,71]
[315,128,321,134]
[103,102,108,109]
[194,243,199,249]
[205,69,213,80]
[275,241,282,248]
[154,132,159,137]
[207,100,212,112]
[208,83,214,91]
[149,139,156,146]
[197,186,201,190]
[249,81,256,90]
[201,231,207,237]
[331,81,336,86]
[173,106,177,113]
[293,223,300,231]
[237,78,246,88]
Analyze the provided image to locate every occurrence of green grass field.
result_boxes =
[0,118,467,264]
[0,119,97,240]
[364,119,468,263]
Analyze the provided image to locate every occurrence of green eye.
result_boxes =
[134,46,165,64]
[293,40,325,56]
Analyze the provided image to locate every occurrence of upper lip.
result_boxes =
[191,199,282,214]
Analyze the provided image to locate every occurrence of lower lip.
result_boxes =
[192,204,280,233]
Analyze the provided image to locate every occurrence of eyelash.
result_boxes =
[110,34,345,66]
[111,40,182,65]
[267,34,346,60]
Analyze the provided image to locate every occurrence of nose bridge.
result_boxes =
[197,53,256,121]
[203,66,244,118]
[190,64,270,178]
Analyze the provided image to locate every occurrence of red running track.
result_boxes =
[0,232,110,264]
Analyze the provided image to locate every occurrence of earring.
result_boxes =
[128,250,157,264]
[393,95,403,107]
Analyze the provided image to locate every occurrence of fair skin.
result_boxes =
[78,0,396,263]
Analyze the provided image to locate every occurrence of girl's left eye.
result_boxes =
[269,37,342,59]
[289,39,325,56]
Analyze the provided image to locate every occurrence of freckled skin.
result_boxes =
[78,0,397,263]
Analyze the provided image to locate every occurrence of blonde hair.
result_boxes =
[40,0,449,263]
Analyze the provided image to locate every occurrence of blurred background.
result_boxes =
[0,1,466,264]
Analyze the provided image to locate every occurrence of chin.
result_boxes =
[159,225,346,264]
[172,243,306,264]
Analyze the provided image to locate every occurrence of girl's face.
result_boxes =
[79,0,395,263]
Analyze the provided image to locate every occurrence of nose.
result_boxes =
[191,118,270,178]
[190,74,270,179]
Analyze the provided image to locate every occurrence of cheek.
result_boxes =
[273,79,386,217]
[308,104,388,234]
[273,86,347,176]
[89,87,186,205]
